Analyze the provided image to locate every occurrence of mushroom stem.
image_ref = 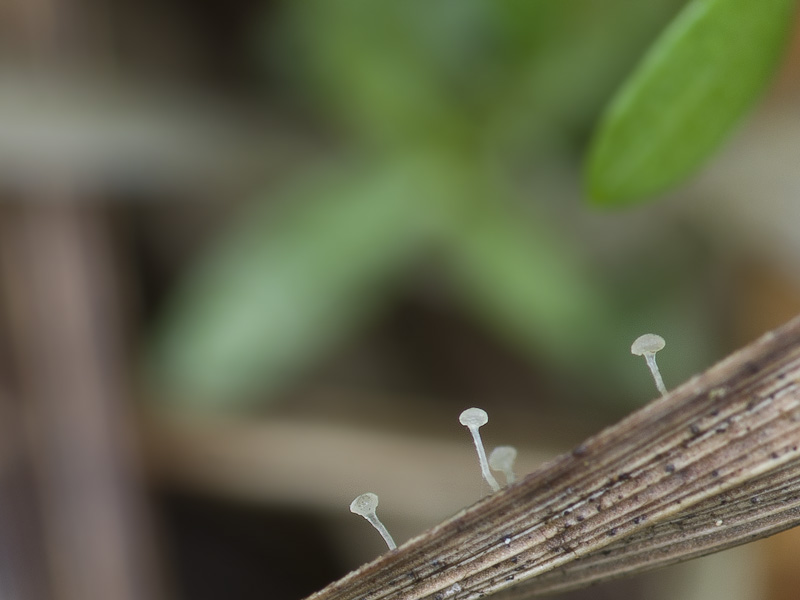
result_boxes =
[645,353,667,396]
[350,493,396,550]
[366,515,396,551]
[631,333,668,397]
[489,446,518,485]
[459,408,501,492]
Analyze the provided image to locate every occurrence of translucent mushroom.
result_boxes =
[459,408,500,492]
[631,333,667,396]
[489,445,518,485]
[350,492,396,550]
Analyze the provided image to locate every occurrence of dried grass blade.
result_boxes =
[305,315,800,600]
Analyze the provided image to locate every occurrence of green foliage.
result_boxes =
[150,1,794,408]
[443,184,612,365]
[149,161,437,404]
[282,0,684,151]
[587,0,796,205]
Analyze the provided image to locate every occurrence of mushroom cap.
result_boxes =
[489,446,517,470]
[631,333,666,356]
[350,492,379,516]
[459,407,489,428]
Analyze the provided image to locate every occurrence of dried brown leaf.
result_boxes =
[306,315,800,600]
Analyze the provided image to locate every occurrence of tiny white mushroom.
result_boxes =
[350,492,396,550]
[459,408,500,492]
[631,333,667,396]
[489,445,518,485]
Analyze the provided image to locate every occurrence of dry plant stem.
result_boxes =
[0,203,160,600]
[305,315,800,600]
[498,459,800,598]
[0,385,50,600]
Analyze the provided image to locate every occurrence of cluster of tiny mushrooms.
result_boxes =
[350,333,668,551]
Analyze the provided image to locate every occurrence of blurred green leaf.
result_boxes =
[443,184,613,367]
[149,161,438,407]
[279,0,489,147]
[487,0,684,156]
[278,1,685,157]
[586,0,796,205]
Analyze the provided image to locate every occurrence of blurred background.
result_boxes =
[0,1,799,599]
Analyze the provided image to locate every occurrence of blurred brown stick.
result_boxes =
[0,201,160,600]
[0,379,51,600]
